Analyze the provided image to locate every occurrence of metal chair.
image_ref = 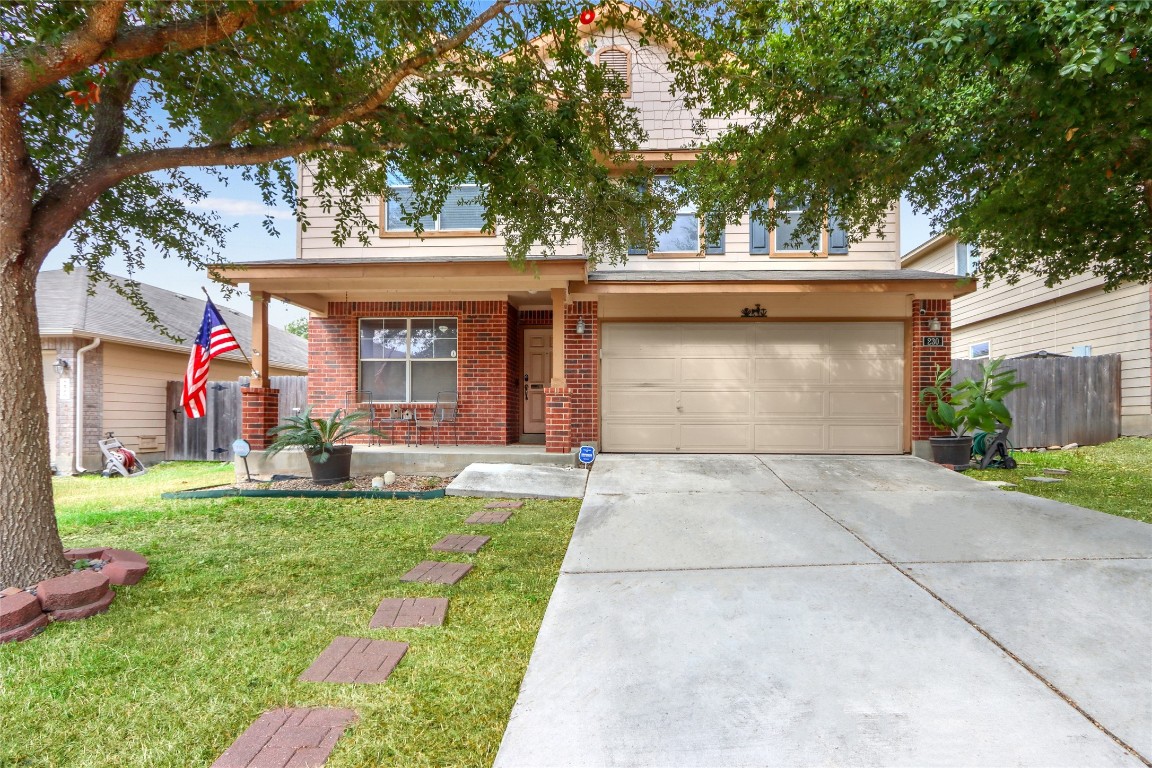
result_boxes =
[344,389,378,444]
[377,404,412,446]
[414,391,459,447]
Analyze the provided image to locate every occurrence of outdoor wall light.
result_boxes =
[575,318,586,335]
[53,358,70,375]
[929,318,942,332]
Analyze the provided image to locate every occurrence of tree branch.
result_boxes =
[1,0,306,104]
[85,68,137,163]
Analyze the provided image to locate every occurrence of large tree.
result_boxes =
[657,0,1152,288]
[0,0,667,586]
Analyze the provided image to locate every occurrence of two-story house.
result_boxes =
[903,234,1152,437]
[218,13,973,459]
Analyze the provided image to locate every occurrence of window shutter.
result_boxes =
[955,242,969,276]
[827,215,848,254]
[705,229,725,255]
[750,215,769,254]
[627,243,648,256]
[598,49,630,92]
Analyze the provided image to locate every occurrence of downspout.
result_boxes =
[73,336,102,473]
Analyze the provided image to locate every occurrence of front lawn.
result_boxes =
[1,462,579,768]
[967,437,1152,524]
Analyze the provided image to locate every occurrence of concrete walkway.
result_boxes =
[495,455,1152,767]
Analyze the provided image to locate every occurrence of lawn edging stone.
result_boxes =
[0,591,49,643]
[161,486,445,500]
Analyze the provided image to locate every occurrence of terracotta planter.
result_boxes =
[306,445,354,485]
[929,436,973,467]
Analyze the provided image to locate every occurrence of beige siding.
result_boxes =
[953,284,1151,423]
[298,31,899,271]
[100,342,300,454]
[904,239,1151,431]
[42,350,57,464]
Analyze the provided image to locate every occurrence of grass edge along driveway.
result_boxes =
[967,436,1151,524]
[0,463,579,768]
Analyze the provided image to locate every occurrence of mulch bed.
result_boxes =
[232,474,453,492]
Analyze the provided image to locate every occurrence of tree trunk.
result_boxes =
[0,260,70,587]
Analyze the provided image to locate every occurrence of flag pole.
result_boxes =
[201,287,260,379]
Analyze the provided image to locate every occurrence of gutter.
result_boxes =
[74,336,101,473]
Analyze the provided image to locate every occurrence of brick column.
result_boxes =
[242,387,280,449]
[544,387,571,453]
[911,298,953,456]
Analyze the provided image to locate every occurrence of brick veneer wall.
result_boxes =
[311,301,513,444]
[544,387,571,452]
[911,298,953,441]
[505,305,521,443]
[564,301,599,446]
[242,387,280,449]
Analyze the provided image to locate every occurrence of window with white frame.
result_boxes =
[359,318,458,402]
[970,341,991,359]
[956,242,980,276]
[648,175,699,253]
[384,184,485,233]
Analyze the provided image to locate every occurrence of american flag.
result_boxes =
[181,299,241,419]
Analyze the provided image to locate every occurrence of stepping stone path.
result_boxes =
[400,560,473,585]
[211,707,356,768]
[432,534,490,554]
[465,510,513,525]
[485,500,524,509]
[299,637,409,684]
[1024,476,1065,483]
[1042,468,1072,476]
[371,597,448,629]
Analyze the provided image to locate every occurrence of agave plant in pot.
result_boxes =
[919,357,1027,467]
[264,407,379,484]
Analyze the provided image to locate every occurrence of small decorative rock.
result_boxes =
[1062,443,1079,450]
[1048,445,1061,450]
[36,570,114,621]
[371,476,385,489]
[384,471,397,486]
[0,591,49,643]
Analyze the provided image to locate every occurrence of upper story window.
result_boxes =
[629,175,704,257]
[956,242,980,276]
[596,47,631,97]
[384,184,486,235]
[750,199,848,257]
[359,318,458,402]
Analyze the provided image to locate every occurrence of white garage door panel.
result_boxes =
[755,390,825,417]
[602,322,905,454]
[754,424,828,452]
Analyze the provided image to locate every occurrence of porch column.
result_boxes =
[545,287,571,453]
[910,297,953,460]
[242,290,279,449]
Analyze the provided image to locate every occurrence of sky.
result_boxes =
[44,169,938,333]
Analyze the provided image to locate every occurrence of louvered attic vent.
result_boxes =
[597,48,630,94]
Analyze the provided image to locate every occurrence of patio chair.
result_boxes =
[377,404,413,446]
[414,391,459,448]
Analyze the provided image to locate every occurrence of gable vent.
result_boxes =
[597,48,630,94]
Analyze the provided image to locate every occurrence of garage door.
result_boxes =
[601,322,905,453]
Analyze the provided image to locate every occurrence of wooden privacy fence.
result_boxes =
[950,355,1120,448]
[165,376,308,461]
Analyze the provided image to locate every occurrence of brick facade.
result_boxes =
[544,387,572,452]
[311,301,515,444]
[564,302,599,446]
[911,298,954,441]
[241,387,280,449]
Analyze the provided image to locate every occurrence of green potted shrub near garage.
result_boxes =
[265,407,378,484]
[919,357,1027,467]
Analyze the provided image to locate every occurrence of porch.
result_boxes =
[237,442,577,482]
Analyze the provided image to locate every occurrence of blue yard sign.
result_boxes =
[578,445,596,466]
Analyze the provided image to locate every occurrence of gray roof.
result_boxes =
[37,269,308,371]
[587,269,966,282]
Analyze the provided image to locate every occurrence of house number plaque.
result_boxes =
[922,336,944,347]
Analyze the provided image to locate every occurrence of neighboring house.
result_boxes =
[902,235,1152,437]
[38,269,308,473]
[218,12,972,458]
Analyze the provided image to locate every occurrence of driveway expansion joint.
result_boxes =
[795,486,1151,766]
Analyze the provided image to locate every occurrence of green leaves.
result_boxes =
[918,357,1027,436]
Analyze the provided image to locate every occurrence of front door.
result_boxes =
[523,328,552,434]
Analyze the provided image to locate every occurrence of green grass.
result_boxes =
[1,462,579,768]
[967,437,1152,524]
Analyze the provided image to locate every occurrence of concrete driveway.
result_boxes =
[494,455,1152,767]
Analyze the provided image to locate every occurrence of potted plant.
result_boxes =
[264,407,378,484]
[919,357,1027,467]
